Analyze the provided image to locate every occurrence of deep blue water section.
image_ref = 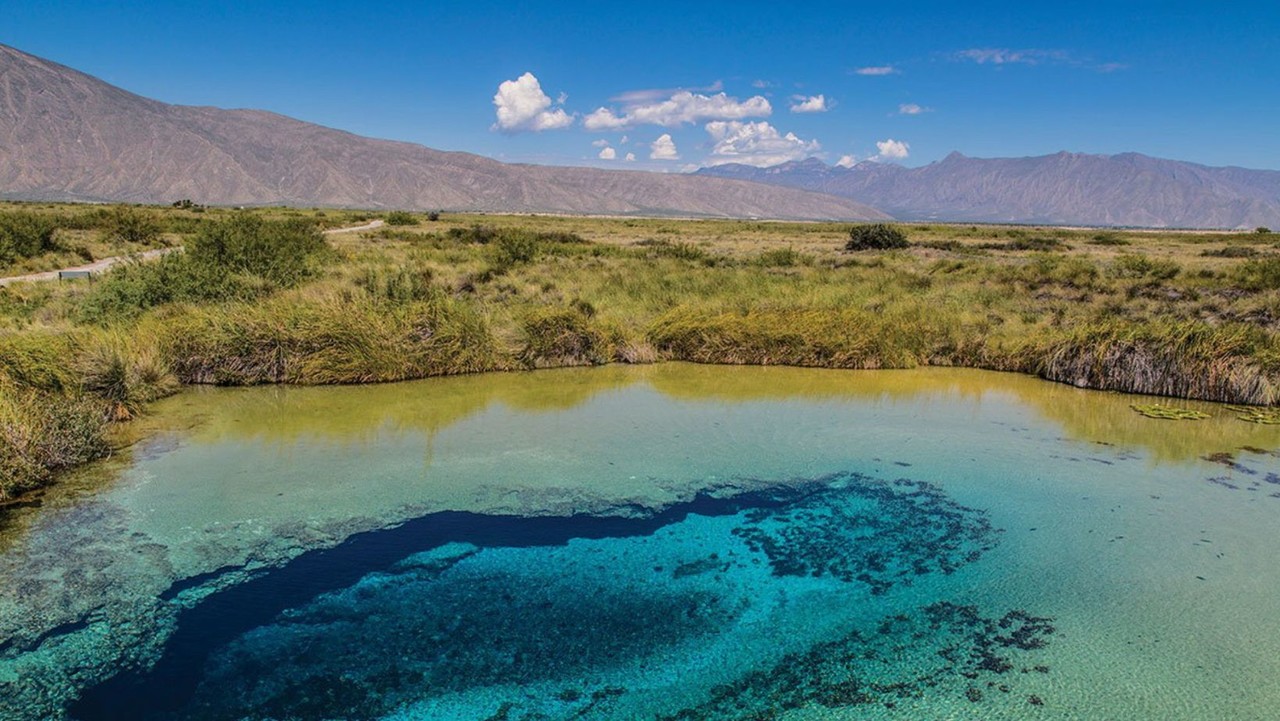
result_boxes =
[68,472,1026,721]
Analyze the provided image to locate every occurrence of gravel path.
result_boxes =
[0,219,385,287]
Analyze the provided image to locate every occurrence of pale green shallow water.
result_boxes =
[2,364,1279,720]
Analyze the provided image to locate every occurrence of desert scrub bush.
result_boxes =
[846,224,908,251]
[519,306,612,367]
[1109,254,1181,280]
[0,387,110,501]
[447,224,499,244]
[0,210,60,263]
[489,230,542,273]
[76,254,261,324]
[161,294,504,385]
[1089,233,1130,246]
[1201,245,1258,258]
[103,205,162,244]
[1232,258,1280,291]
[384,211,419,226]
[978,236,1067,252]
[187,214,330,287]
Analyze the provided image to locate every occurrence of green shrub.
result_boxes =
[491,231,541,270]
[1110,254,1181,280]
[1201,245,1258,258]
[103,205,162,244]
[1089,233,1130,246]
[1233,257,1280,291]
[1258,227,1272,235]
[186,214,329,287]
[384,211,418,226]
[846,224,908,251]
[0,211,60,263]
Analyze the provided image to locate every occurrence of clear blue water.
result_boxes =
[2,364,1279,720]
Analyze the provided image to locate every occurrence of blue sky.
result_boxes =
[4,1,1278,170]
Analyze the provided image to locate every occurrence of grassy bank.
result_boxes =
[4,201,1280,500]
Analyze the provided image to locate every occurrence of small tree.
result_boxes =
[845,223,908,251]
[1258,227,1273,235]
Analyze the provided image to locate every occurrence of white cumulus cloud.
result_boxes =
[591,139,610,147]
[835,155,858,168]
[598,146,617,160]
[492,72,573,132]
[650,134,680,160]
[874,139,910,160]
[625,152,636,162]
[854,66,897,76]
[583,107,630,131]
[789,94,829,113]
[585,91,771,130]
[703,121,820,167]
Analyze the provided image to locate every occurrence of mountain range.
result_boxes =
[3,42,1278,228]
[699,154,1280,229]
[0,44,884,221]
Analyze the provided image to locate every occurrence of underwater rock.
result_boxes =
[659,602,1056,720]
[731,474,999,593]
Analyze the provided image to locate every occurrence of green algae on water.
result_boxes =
[1130,404,1211,420]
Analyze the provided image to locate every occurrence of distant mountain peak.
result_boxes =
[699,149,1280,228]
[0,43,886,221]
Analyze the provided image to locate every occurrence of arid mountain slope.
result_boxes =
[700,153,1280,229]
[0,44,886,220]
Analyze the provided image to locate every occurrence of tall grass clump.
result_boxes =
[161,293,504,385]
[0,386,110,501]
[519,306,612,367]
[1035,321,1280,404]
[647,306,965,369]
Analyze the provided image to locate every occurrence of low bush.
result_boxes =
[103,205,162,244]
[846,224,908,251]
[1233,257,1280,291]
[384,211,418,226]
[0,210,60,263]
[1110,254,1181,280]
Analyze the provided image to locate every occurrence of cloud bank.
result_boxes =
[704,121,820,167]
[585,91,772,130]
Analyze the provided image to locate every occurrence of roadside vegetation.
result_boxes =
[4,201,1280,501]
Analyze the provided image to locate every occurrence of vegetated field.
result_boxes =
[3,199,1280,501]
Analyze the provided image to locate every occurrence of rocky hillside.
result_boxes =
[700,153,1280,229]
[0,44,885,221]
